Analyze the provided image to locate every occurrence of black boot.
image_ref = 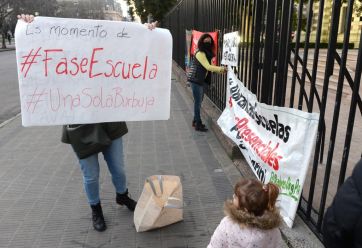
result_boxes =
[90,202,107,232]
[195,121,208,132]
[116,189,137,211]
[192,120,206,128]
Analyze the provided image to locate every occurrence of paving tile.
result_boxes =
[0,78,244,248]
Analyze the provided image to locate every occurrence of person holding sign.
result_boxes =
[187,33,227,132]
[18,14,157,232]
[208,179,282,248]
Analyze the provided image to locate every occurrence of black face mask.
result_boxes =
[203,42,213,51]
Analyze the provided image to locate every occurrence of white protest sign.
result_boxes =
[221,31,239,66]
[217,70,319,228]
[15,17,172,126]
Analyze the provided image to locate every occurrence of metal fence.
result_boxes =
[163,0,362,241]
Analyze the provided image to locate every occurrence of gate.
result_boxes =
[163,0,362,241]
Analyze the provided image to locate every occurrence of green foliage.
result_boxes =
[291,0,362,31]
[352,0,362,17]
[292,0,310,31]
[339,0,362,16]
[0,0,58,48]
[128,0,177,23]
[128,6,136,21]
[0,0,109,48]
[1,0,58,30]
[126,0,135,21]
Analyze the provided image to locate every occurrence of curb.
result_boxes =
[0,47,15,52]
[172,62,324,248]
[0,113,21,128]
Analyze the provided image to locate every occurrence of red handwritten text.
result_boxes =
[21,47,158,80]
[230,117,283,171]
[25,86,155,113]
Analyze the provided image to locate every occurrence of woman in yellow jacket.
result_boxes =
[187,33,226,132]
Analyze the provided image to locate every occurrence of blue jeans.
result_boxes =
[78,136,127,205]
[190,82,204,123]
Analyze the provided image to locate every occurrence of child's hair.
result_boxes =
[234,179,279,216]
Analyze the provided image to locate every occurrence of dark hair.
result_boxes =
[234,179,279,216]
[197,33,215,54]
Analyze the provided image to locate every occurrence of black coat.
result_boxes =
[61,122,128,159]
[322,159,362,248]
[187,50,213,85]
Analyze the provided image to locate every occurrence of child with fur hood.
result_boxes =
[208,178,282,248]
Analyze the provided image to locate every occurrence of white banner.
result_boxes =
[221,31,239,66]
[15,17,172,126]
[218,70,319,227]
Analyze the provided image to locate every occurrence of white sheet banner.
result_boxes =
[15,17,172,126]
[217,70,319,227]
[221,31,239,66]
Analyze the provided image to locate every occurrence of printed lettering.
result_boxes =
[229,83,292,143]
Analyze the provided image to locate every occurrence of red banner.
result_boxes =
[190,30,218,65]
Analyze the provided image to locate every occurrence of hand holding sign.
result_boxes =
[17,14,34,23]
[144,21,158,30]
[221,32,239,67]
[222,66,228,73]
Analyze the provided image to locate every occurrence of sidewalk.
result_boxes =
[0,43,15,52]
[0,76,275,248]
[0,71,326,247]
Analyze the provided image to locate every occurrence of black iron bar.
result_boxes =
[306,0,341,221]
[274,0,291,106]
[251,0,263,94]
[317,0,354,230]
[338,27,362,188]
[297,0,314,111]
[308,0,325,113]
[289,0,304,108]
